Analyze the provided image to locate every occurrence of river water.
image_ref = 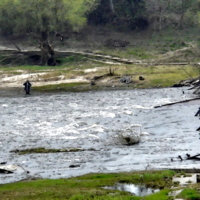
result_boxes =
[0,87,200,184]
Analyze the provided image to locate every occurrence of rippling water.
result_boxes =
[0,87,200,184]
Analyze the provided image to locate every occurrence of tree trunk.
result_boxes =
[158,6,162,31]
[179,0,185,29]
[40,31,56,66]
[109,0,115,14]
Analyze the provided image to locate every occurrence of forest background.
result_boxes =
[1,0,200,90]
[0,0,200,63]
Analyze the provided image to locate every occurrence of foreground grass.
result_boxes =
[1,170,200,200]
[177,188,200,199]
[0,170,176,200]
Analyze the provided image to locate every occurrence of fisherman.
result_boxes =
[195,107,200,117]
[23,80,32,95]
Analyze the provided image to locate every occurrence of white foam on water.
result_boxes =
[100,111,115,118]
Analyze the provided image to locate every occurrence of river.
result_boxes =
[0,87,200,184]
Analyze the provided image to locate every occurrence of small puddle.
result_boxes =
[103,183,160,196]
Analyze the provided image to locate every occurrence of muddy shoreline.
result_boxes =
[0,83,148,97]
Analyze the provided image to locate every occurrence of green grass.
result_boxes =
[126,48,154,59]
[0,65,70,71]
[0,170,176,200]
[112,64,199,88]
[96,28,200,61]
[33,82,90,92]
[57,55,87,64]
[144,189,171,200]
[177,188,200,200]
[1,62,199,91]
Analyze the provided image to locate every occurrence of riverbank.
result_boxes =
[0,62,199,93]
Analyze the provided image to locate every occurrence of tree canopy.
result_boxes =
[1,0,200,36]
[0,0,98,36]
[87,0,200,31]
[88,0,146,30]
[0,0,98,65]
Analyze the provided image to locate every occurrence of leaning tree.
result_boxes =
[0,0,98,65]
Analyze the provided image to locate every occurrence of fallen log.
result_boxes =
[188,86,198,90]
[154,97,200,108]
[169,168,200,173]
[186,154,200,160]
[0,49,200,66]
[0,169,13,174]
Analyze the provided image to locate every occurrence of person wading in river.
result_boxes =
[23,80,32,95]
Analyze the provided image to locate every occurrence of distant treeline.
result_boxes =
[0,0,199,38]
[0,0,199,65]
[87,0,200,31]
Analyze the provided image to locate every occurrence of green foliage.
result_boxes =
[0,0,18,35]
[0,0,98,36]
[144,189,170,200]
[1,0,200,37]
[88,0,146,30]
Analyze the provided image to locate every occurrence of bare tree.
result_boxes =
[109,0,115,13]
[146,0,173,30]
[145,0,198,30]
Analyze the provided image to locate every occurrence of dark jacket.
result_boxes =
[23,81,31,94]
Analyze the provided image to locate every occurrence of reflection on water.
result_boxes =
[103,183,160,196]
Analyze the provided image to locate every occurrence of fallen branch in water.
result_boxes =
[154,97,200,108]
[186,153,200,160]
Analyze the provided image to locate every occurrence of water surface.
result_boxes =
[0,87,200,184]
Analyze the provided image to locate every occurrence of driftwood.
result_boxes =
[0,169,13,174]
[186,154,200,160]
[69,164,81,168]
[188,85,198,90]
[170,154,200,163]
[93,75,105,80]
[169,168,200,173]
[0,49,200,66]
[154,97,200,108]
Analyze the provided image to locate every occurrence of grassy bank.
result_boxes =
[31,63,200,92]
[0,170,174,200]
[1,170,200,200]
[1,60,199,92]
